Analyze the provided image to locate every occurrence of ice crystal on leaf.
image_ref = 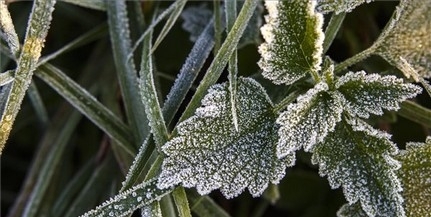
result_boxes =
[258,0,324,85]
[375,0,431,78]
[336,71,422,118]
[396,137,431,217]
[157,78,295,198]
[312,118,405,217]
[316,0,374,14]
[337,202,368,217]
[276,82,343,158]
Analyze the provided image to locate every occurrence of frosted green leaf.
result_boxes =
[180,2,262,48]
[312,117,405,217]
[336,71,422,119]
[80,179,172,217]
[396,137,431,217]
[316,0,374,14]
[157,77,295,198]
[258,0,324,85]
[375,0,431,78]
[337,202,368,217]
[277,82,343,158]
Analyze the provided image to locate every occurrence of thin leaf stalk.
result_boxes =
[323,12,346,53]
[0,0,56,155]
[334,43,378,73]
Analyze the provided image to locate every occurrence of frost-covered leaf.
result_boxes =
[396,137,431,217]
[180,2,262,48]
[336,71,422,118]
[337,202,368,217]
[80,179,172,217]
[258,0,324,85]
[312,118,404,217]
[316,0,374,14]
[375,0,431,78]
[277,82,343,158]
[157,77,294,198]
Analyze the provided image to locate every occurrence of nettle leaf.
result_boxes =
[180,2,263,48]
[312,118,404,217]
[157,77,295,198]
[337,202,368,217]
[396,137,431,217]
[316,0,374,14]
[336,71,422,119]
[258,0,324,85]
[277,82,343,158]
[375,0,431,78]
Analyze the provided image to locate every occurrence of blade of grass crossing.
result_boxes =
[27,82,49,125]
[177,0,259,124]
[106,0,149,146]
[0,0,56,154]
[23,109,82,217]
[0,0,20,57]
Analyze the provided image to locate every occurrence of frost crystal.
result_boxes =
[316,0,374,14]
[80,179,171,217]
[375,0,431,78]
[157,78,294,198]
[258,0,324,85]
[336,71,422,118]
[396,137,431,217]
[312,118,405,217]
[276,82,343,158]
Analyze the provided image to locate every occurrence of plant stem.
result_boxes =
[323,12,346,53]
[226,0,239,131]
[398,100,431,128]
[273,91,302,113]
[334,44,377,73]
[213,0,222,53]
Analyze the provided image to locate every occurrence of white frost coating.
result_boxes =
[276,82,343,158]
[157,77,295,199]
[311,118,405,217]
[258,0,324,85]
[80,179,171,217]
[336,71,422,118]
[316,0,374,14]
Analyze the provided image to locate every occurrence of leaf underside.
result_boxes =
[396,137,431,217]
[158,77,294,198]
[312,118,404,217]
[336,71,422,118]
[258,0,323,85]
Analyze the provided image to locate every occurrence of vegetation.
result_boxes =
[1,0,430,216]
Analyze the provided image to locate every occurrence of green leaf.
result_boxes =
[276,82,343,158]
[258,0,324,85]
[80,179,172,217]
[158,78,294,198]
[312,117,404,217]
[396,137,431,217]
[375,0,431,78]
[336,71,422,119]
[59,0,105,11]
[316,0,374,14]
[337,202,368,217]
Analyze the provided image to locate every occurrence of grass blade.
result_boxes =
[139,29,168,149]
[172,187,192,217]
[0,70,14,86]
[59,0,105,11]
[35,64,136,155]
[80,178,173,217]
[0,0,20,57]
[399,100,431,128]
[151,0,187,53]
[106,0,149,145]
[0,0,56,154]
[187,190,230,217]
[177,0,259,124]
[22,109,82,217]
[323,12,346,53]
[27,82,49,125]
